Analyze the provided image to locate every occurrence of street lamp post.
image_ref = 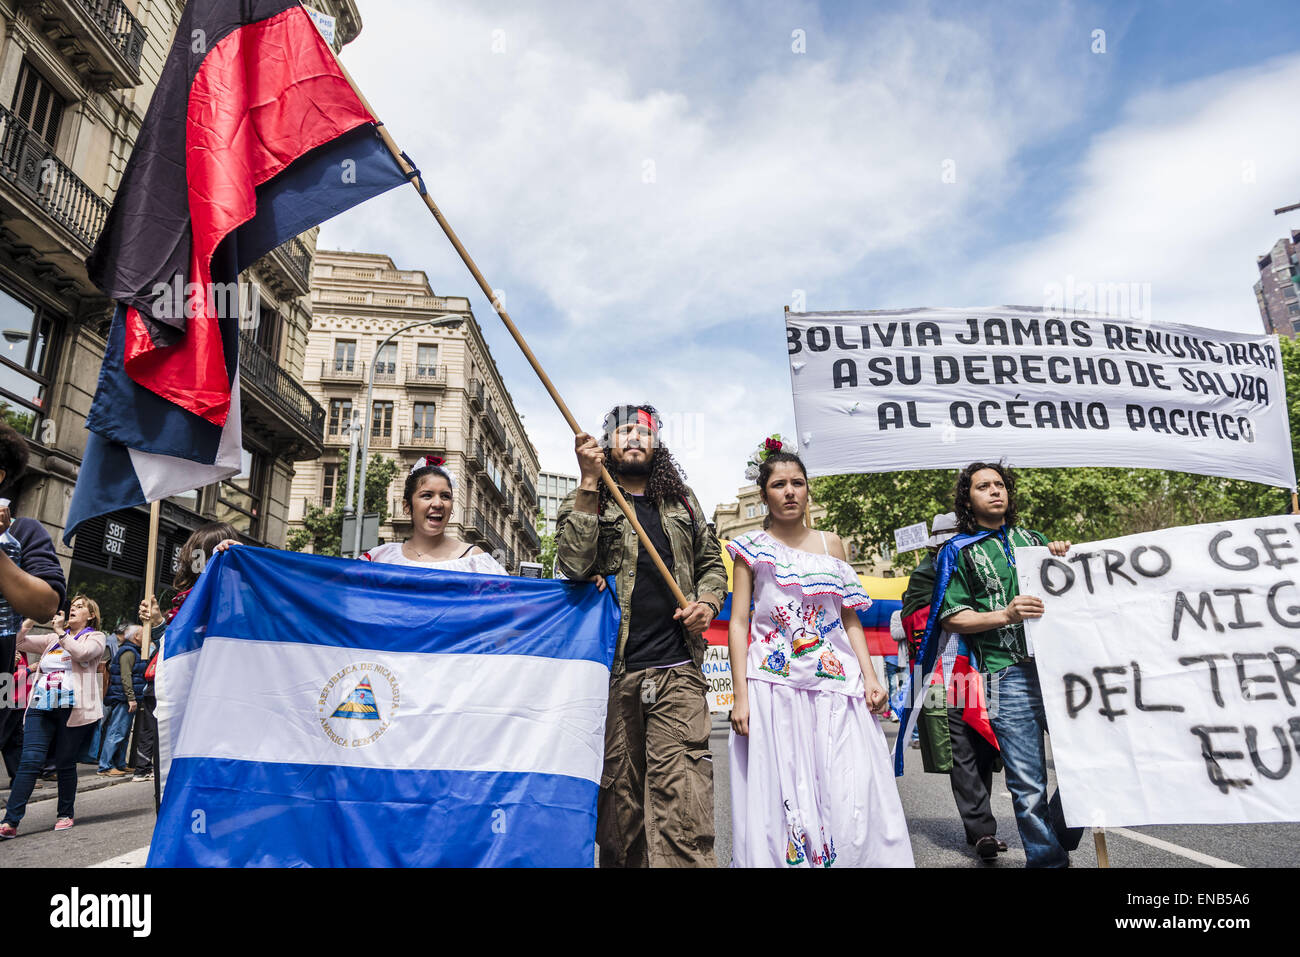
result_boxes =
[351,314,467,558]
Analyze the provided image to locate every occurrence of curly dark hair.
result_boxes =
[0,422,30,498]
[954,461,1018,534]
[596,403,690,512]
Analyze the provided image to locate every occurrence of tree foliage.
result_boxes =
[287,451,400,556]
[812,336,1300,570]
[537,509,557,578]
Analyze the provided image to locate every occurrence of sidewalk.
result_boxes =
[0,764,145,810]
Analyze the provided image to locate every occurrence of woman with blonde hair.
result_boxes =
[0,594,106,836]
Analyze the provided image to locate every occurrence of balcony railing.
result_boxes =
[239,331,325,441]
[0,103,109,250]
[519,517,541,551]
[516,467,537,504]
[372,361,398,385]
[400,426,447,450]
[265,235,312,295]
[483,404,507,448]
[468,377,484,410]
[369,430,394,449]
[406,364,447,387]
[320,358,365,383]
[79,0,146,74]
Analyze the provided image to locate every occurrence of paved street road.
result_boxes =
[3,720,1297,868]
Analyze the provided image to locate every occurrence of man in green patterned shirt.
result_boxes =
[938,462,1072,867]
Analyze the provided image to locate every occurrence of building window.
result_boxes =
[1289,303,1300,316]
[216,448,265,539]
[0,285,53,440]
[416,343,438,375]
[745,505,756,519]
[375,343,396,375]
[333,340,356,372]
[13,61,64,146]
[412,402,436,439]
[254,298,283,359]
[371,400,393,438]
[327,398,352,435]
[322,463,339,509]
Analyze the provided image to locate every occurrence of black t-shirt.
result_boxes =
[623,495,690,671]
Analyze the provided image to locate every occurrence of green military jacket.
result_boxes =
[555,484,728,676]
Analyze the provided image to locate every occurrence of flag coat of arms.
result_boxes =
[66,0,412,543]
[149,547,620,867]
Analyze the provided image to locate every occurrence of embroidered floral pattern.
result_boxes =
[760,645,790,678]
[815,645,847,681]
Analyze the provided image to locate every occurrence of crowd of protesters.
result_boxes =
[0,404,1087,867]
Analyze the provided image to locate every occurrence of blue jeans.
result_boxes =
[4,708,91,825]
[78,719,102,764]
[97,702,132,772]
[987,660,1068,868]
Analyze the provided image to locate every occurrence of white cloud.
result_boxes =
[318,2,1095,513]
[991,54,1300,333]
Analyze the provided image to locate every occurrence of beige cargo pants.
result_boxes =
[596,663,716,868]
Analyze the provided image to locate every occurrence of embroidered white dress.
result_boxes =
[362,543,508,576]
[728,530,913,868]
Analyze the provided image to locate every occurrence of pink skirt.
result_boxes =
[730,678,914,867]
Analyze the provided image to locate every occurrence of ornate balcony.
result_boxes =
[23,0,145,90]
[516,465,537,504]
[256,235,312,298]
[0,102,109,254]
[238,331,325,459]
[519,516,541,551]
[406,363,447,389]
[319,358,365,385]
[468,377,484,411]
[483,404,507,449]
[399,426,447,451]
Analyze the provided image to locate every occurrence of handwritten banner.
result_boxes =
[787,307,1295,488]
[1017,516,1300,826]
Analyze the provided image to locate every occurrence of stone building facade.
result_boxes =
[1,0,361,629]
[289,249,541,572]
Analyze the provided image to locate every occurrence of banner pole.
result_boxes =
[1093,827,1110,868]
[1291,490,1298,515]
[141,499,160,659]
[326,49,689,608]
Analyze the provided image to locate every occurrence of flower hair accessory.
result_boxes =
[411,456,456,491]
[744,434,797,483]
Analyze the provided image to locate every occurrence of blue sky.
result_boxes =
[319,0,1300,513]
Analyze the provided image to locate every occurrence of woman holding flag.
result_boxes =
[726,439,912,867]
[361,458,506,575]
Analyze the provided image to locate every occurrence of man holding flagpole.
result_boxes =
[557,405,727,868]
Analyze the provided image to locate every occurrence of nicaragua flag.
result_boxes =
[149,546,620,867]
[65,0,411,544]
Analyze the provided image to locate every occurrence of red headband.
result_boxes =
[636,409,657,431]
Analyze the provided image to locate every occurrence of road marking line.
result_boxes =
[88,845,151,868]
[992,787,1241,868]
[1105,828,1242,868]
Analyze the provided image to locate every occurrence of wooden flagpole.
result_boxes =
[327,51,690,608]
[141,499,160,658]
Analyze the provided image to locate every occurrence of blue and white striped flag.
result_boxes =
[148,546,619,867]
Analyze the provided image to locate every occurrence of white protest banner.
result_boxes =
[894,521,929,555]
[703,644,733,712]
[787,307,1295,489]
[1017,516,1300,827]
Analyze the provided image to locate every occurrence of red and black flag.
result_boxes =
[68,0,411,543]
